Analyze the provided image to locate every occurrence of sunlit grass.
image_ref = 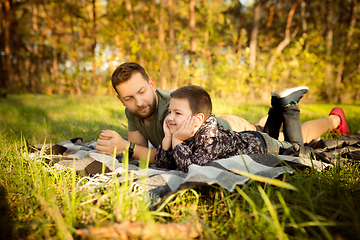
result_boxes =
[1,94,360,239]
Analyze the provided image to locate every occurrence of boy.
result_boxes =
[155,85,304,173]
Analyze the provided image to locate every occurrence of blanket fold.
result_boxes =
[304,132,360,165]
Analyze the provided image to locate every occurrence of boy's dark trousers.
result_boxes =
[263,98,304,148]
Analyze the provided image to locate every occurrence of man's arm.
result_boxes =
[128,130,156,164]
[96,130,156,164]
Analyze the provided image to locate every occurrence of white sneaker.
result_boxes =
[271,86,309,106]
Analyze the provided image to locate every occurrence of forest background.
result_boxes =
[1,0,360,103]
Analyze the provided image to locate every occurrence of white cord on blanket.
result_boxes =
[74,173,160,205]
[75,173,116,192]
[126,182,160,205]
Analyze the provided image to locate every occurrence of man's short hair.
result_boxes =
[170,85,212,120]
[111,62,149,94]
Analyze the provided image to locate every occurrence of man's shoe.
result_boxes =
[271,86,309,107]
[329,107,350,136]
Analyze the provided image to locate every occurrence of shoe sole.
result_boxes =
[272,86,309,106]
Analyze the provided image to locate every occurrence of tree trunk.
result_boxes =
[189,0,196,85]
[264,4,274,54]
[88,0,97,94]
[167,0,177,88]
[249,0,262,70]
[1,0,12,98]
[237,1,247,60]
[42,2,61,94]
[266,0,299,78]
[204,29,213,91]
[31,3,39,93]
[335,0,359,103]
[52,38,60,94]
[301,0,308,51]
[324,0,334,101]
[38,25,45,93]
[69,13,82,95]
[0,56,6,98]
[157,0,167,89]
[355,63,360,101]
[248,0,263,99]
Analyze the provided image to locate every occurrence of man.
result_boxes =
[96,62,349,163]
[96,63,166,163]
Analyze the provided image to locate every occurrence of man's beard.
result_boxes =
[133,94,157,120]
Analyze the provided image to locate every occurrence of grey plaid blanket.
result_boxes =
[30,138,328,203]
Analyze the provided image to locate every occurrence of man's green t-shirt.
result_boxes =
[216,117,232,130]
[125,88,232,148]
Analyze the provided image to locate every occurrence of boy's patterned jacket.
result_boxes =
[155,114,264,172]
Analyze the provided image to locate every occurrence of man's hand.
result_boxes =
[96,130,128,156]
[172,116,196,147]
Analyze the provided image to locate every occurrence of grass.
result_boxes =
[1,94,360,239]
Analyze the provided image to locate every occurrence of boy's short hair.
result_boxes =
[111,62,149,94]
[170,85,212,120]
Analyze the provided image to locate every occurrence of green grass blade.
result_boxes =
[232,169,298,191]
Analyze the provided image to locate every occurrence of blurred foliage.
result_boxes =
[1,0,359,103]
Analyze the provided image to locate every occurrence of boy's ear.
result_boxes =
[194,113,205,127]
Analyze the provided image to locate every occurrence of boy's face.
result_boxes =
[166,98,193,135]
[115,72,157,121]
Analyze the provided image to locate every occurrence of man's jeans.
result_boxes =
[263,102,304,147]
[245,131,293,154]
[259,132,293,154]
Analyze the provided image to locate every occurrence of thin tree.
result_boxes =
[189,0,196,85]
[87,0,97,94]
[156,0,167,89]
[248,0,264,99]
[324,0,334,101]
[266,0,300,79]
[300,0,308,51]
[249,0,262,70]
[1,0,12,98]
[334,0,359,103]
[167,0,177,88]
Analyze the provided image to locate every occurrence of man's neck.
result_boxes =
[143,115,154,126]
[143,90,158,126]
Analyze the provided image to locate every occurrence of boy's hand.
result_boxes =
[163,115,172,138]
[162,117,172,150]
[173,116,196,144]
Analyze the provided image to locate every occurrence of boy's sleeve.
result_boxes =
[155,145,177,170]
[172,137,219,173]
